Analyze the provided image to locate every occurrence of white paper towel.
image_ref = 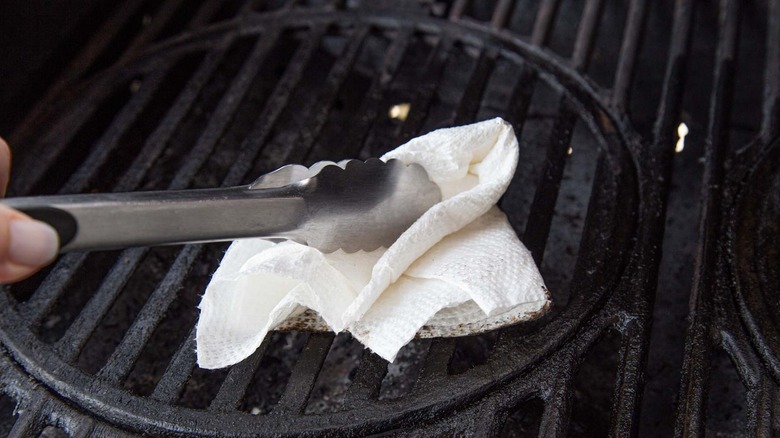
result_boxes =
[196,118,550,368]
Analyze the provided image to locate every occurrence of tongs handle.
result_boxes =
[2,187,306,252]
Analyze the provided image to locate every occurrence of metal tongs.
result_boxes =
[2,159,442,253]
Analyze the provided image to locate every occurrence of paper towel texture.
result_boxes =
[196,118,550,367]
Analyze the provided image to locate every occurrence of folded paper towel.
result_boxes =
[196,118,550,368]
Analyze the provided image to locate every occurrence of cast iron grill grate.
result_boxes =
[0,0,777,437]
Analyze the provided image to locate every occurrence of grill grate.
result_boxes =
[0,0,778,436]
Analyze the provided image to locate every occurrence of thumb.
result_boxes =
[0,205,59,283]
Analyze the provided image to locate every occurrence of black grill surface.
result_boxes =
[0,0,778,437]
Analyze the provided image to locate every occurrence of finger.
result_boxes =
[0,205,59,283]
[0,137,10,197]
[0,261,44,284]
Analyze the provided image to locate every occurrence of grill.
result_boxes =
[0,0,777,436]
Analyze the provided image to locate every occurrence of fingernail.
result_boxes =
[9,220,59,266]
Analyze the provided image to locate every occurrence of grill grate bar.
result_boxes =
[208,338,271,411]
[571,0,605,71]
[222,25,327,184]
[531,0,561,46]
[341,27,412,158]
[6,392,46,438]
[497,64,537,233]
[344,350,387,407]
[469,398,503,437]
[453,49,496,125]
[490,0,514,30]
[448,0,468,20]
[650,0,694,151]
[187,0,229,28]
[60,68,169,194]
[114,40,234,192]
[538,376,574,438]
[290,25,370,162]
[770,388,779,435]
[419,339,456,381]
[6,413,34,437]
[395,36,454,144]
[118,0,188,64]
[611,0,648,109]
[239,0,264,16]
[284,0,302,10]
[168,33,283,190]
[724,332,776,436]
[609,328,646,436]
[97,246,201,383]
[21,253,87,324]
[10,101,101,196]
[522,101,577,265]
[674,0,738,435]
[560,152,624,314]
[67,422,97,438]
[706,0,738,146]
[51,398,98,438]
[747,375,775,436]
[55,248,146,361]
[273,333,334,414]
[21,41,233,325]
[762,0,780,141]
[150,328,197,403]
[8,0,148,147]
[506,65,537,133]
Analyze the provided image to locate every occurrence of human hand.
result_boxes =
[0,137,59,283]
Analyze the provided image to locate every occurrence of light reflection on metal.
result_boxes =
[675,122,689,153]
[388,103,411,121]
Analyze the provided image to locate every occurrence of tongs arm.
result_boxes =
[3,186,306,252]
